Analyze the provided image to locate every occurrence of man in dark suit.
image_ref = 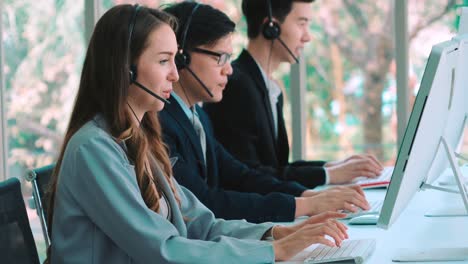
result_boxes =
[204,0,383,189]
[160,2,369,224]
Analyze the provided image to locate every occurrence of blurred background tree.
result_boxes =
[3,0,84,175]
[296,0,460,163]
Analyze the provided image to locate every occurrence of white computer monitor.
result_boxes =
[423,35,468,186]
[424,8,468,187]
[377,36,468,230]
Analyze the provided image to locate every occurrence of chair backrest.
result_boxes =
[27,164,54,249]
[0,177,40,264]
[30,164,54,216]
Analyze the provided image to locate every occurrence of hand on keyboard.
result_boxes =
[274,212,349,240]
[341,200,384,219]
[298,185,370,216]
[272,213,349,261]
[325,154,384,184]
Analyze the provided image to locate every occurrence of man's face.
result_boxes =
[274,2,313,63]
[182,34,234,103]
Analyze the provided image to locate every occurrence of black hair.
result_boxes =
[242,0,314,39]
[164,1,236,51]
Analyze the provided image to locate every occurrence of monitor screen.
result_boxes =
[377,37,462,229]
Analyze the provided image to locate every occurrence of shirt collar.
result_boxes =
[252,57,282,100]
[171,91,196,120]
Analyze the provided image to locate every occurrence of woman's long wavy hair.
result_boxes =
[45,4,179,260]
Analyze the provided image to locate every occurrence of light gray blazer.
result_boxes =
[51,116,275,263]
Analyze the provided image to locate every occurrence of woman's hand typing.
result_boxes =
[272,212,348,261]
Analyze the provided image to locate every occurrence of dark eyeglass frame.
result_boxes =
[191,47,231,66]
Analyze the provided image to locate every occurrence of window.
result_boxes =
[3,0,85,260]
[288,1,461,165]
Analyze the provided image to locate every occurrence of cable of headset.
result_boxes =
[126,101,166,204]
[127,102,141,126]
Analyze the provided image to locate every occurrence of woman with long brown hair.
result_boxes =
[46,4,348,263]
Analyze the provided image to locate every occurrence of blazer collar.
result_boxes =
[236,50,270,96]
[164,96,207,173]
[236,49,277,148]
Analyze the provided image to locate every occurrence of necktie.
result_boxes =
[192,108,206,165]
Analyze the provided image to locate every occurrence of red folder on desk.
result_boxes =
[353,166,393,189]
[359,180,390,189]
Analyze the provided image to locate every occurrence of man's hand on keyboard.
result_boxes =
[272,213,349,261]
[325,154,383,184]
[296,185,370,216]
[273,211,348,240]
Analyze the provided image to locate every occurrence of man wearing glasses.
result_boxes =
[192,47,231,67]
[160,2,370,224]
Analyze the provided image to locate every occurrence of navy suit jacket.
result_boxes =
[204,49,327,189]
[159,96,307,223]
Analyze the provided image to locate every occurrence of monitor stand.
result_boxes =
[392,137,468,262]
[421,136,468,217]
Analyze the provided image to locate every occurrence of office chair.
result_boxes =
[26,164,54,248]
[0,177,40,264]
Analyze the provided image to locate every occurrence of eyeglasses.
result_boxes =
[191,47,232,66]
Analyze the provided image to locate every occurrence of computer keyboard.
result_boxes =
[304,239,376,264]
[354,166,393,189]
[342,200,383,219]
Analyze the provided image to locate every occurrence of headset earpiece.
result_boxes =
[262,20,281,40]
[129,64,137,83]
[261,0,299,63]
[262,0,280,40]
[175,50,191,70]
[175,3,200,70]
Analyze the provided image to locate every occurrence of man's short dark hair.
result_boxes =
[164,2,236,51]
[242,0,314,39]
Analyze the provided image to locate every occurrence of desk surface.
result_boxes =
[280,187,468,264]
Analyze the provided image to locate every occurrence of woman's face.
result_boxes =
[128,23,179,113]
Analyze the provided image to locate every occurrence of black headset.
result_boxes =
[260,0,299,63]
[262,0,281,40]
[172,3,213,98]
[128,4,141,83]
[127,4,170,104]
[175,3,201,70]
